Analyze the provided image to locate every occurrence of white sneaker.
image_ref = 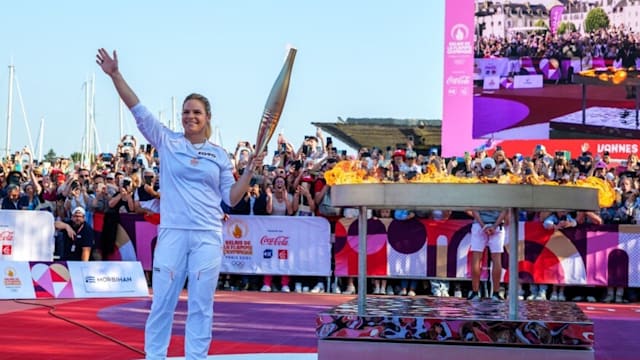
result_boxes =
[399,288,407,296]
[311,282,325,293]
[558,293,566,301]
[294,282,302,293]
[302,286,310,293]
[586,296,596,303]
[602,294,615,303]
[281,285,290,293]
[432,288,442,297]
[260,285,272,292]
[386,285,395,295]
[550,292,558,301]
[373,286,381,295]
[331,284,342,294]
[454,289,462,298]
[343,285,356,295]
[408,290,416,297]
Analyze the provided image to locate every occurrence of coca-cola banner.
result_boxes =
[221,215,331,275]
[0,210,55,262]
[334,217,640,287]
[113,214,332,275]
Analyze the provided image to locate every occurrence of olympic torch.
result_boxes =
[254,47,297,156]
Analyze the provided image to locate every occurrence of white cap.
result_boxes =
[481,157,496,169]
[72,207,86,216]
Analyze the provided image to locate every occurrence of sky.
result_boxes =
[0,0,445,160]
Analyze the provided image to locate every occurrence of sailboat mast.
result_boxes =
[5,64,14,159]
[119,99,124,140]
[37,117,44,162]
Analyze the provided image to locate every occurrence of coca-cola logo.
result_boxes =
[446,75,471,85]
[259,235,289,246]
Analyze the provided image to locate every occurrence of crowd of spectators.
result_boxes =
[3,127,639,303]
[475,24,638,65]
[215,129,638,303]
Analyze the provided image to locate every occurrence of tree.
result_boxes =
[584,8,609,33]
[70,152,83,163]
[533,19,548,35]
[44,149,57,163]
[557,22,577,35]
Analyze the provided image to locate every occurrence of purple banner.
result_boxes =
[549,5,565,35]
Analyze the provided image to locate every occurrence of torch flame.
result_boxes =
[325,160,615,208]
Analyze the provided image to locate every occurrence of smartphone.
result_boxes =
[326,136,332,145]
[153,149,159,158]
[341,150,347,156]
[146,144,152,153]
[280,143,287,153]
[302,145,310,156]
[139,145,145,152]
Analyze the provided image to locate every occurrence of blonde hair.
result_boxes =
[183,93,212,139]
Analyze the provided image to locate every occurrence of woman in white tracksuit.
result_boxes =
[97,48,263,360]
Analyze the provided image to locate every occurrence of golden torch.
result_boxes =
[254,47,297,156]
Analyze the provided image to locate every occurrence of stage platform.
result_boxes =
[317,296,594,360]
[2,291,638,360]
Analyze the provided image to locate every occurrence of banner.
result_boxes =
[334,218,640,287]
[442,0,481,156]
[0,260,148,299]
[0,210,54,262]
[220,215,331,276]
[132,214,331,275]
[549,5,565,35]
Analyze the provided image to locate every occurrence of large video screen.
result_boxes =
[442,0,640,162]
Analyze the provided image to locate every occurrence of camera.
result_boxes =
[144,176,154,186]
[101,153,113,162]
[122,178,132,189]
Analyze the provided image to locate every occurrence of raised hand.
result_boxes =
[96,48,119,76]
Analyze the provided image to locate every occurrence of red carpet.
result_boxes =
[1,292,639,360]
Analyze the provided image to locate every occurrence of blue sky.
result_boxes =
[0,0,444,159]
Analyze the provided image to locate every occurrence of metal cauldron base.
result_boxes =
[317,296,593,360]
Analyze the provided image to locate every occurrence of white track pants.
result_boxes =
[145,228,222,360]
